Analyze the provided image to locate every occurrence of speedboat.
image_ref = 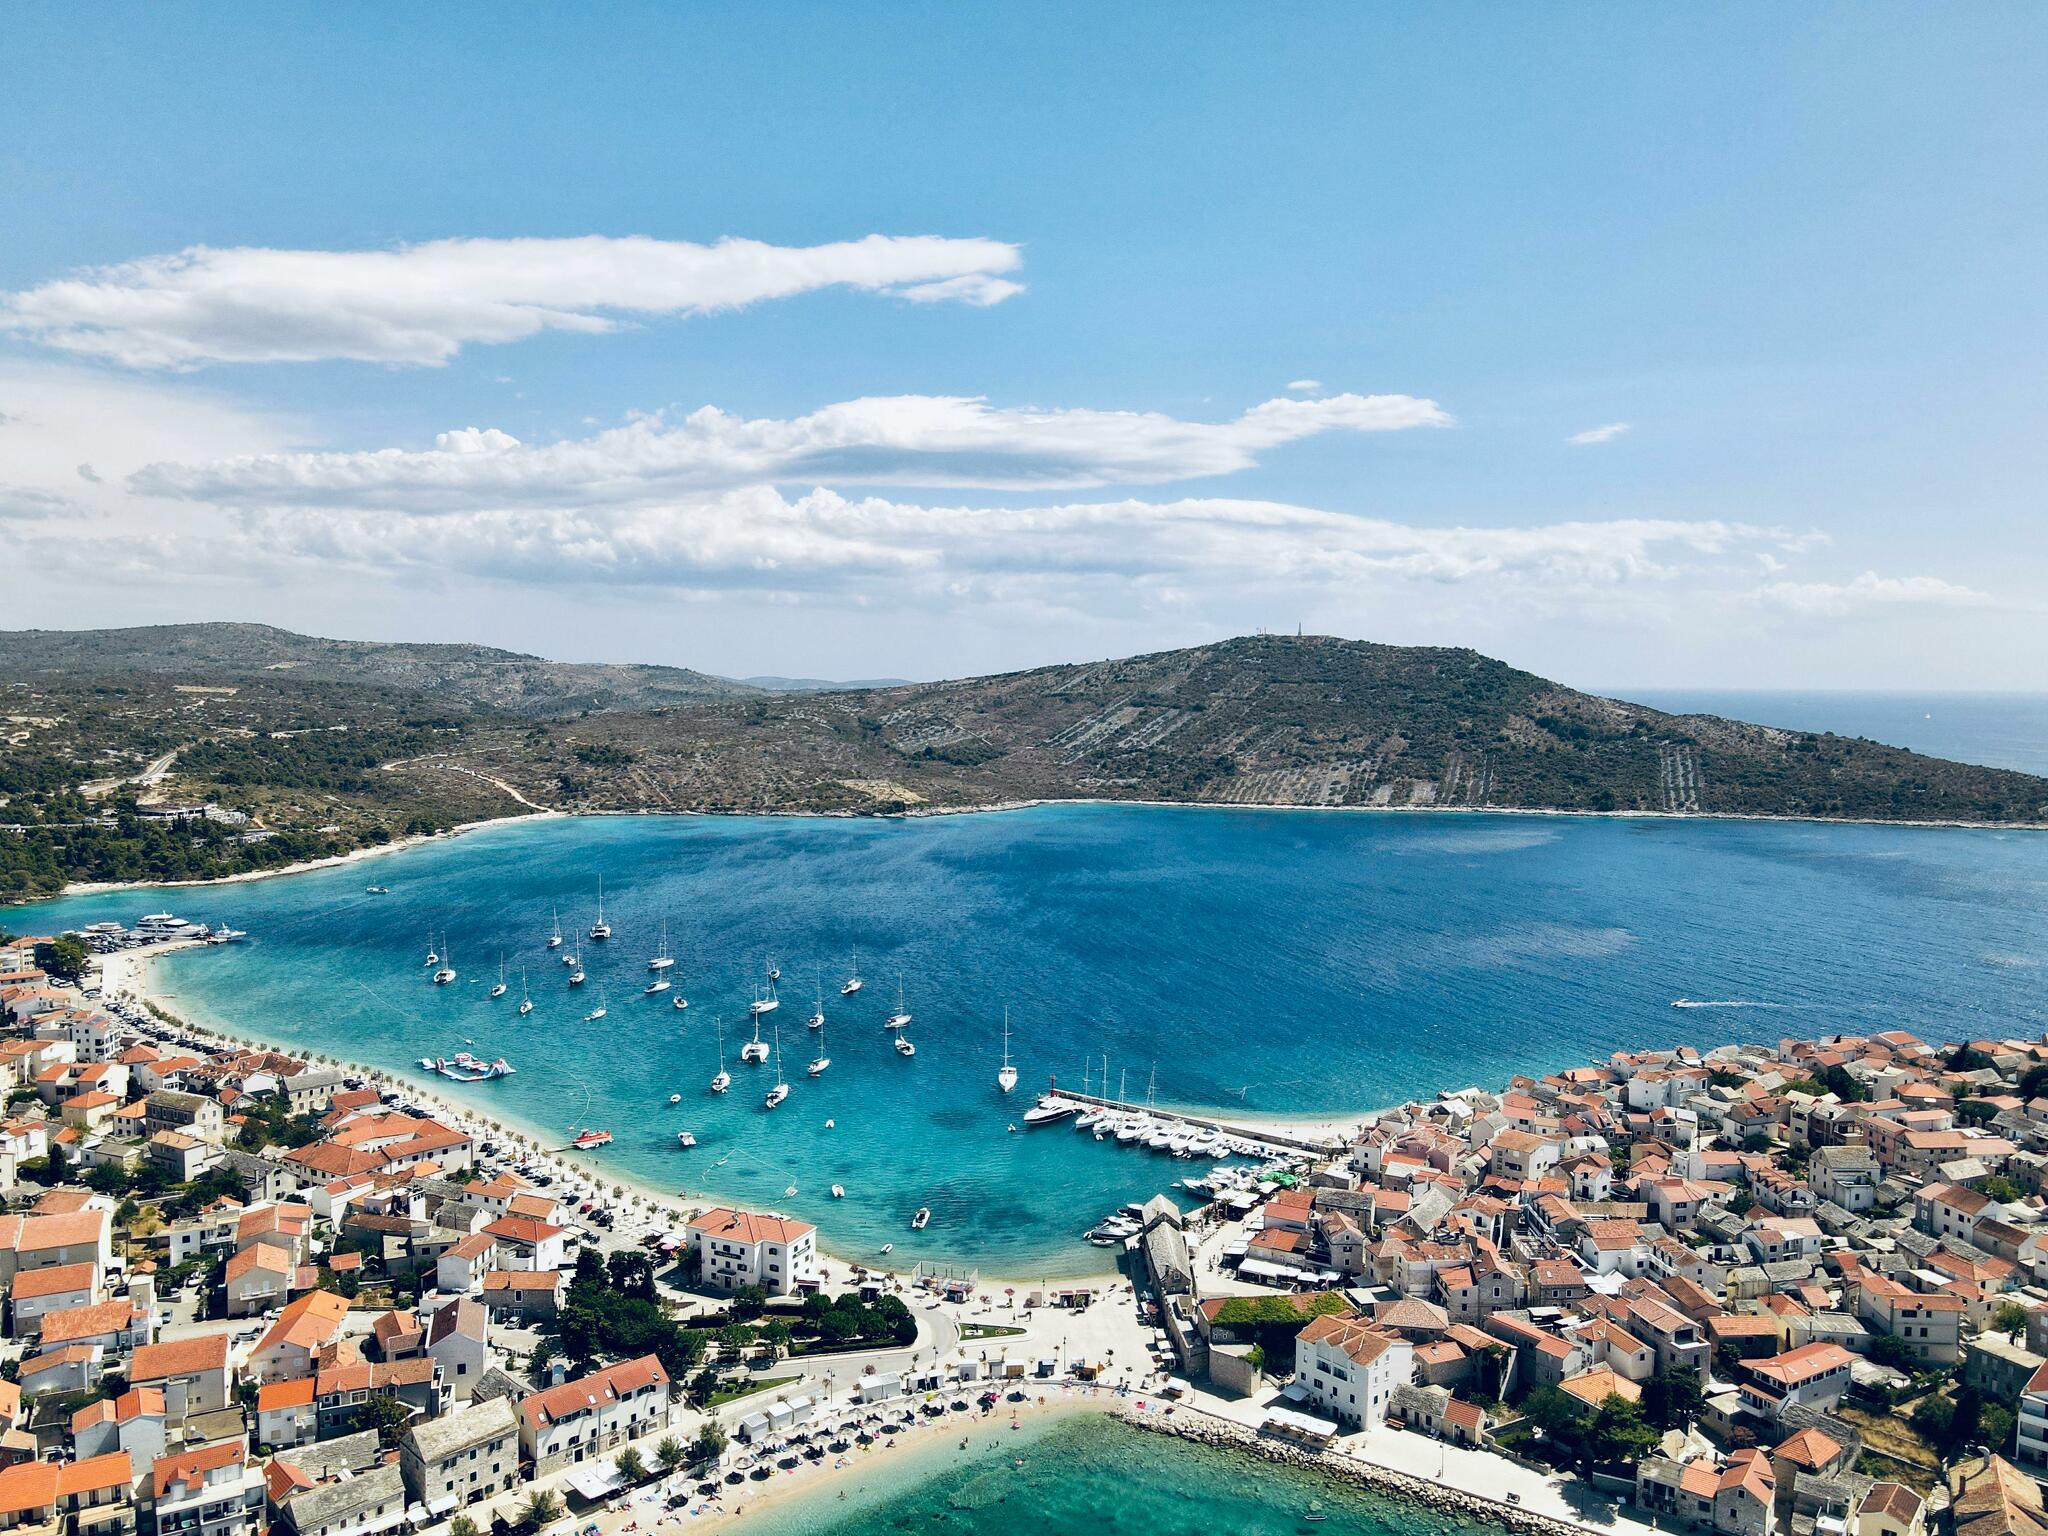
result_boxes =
[365,885,389,895]
[910,1207,931,1230]
[1021,1095,1077,1127]
[831,1184,845,1198]
[677,1131,696,1148]
[879,1243,893,1256]
[674,993,689,1009]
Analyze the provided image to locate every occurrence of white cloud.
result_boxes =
[131,390,1453,506]
[0,233,1026,369]
[1285,379,1322,393]
[1567,422,1632,445]
[1752,571,1992,616]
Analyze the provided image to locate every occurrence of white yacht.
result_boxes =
[517,971,534,1016]
[841,947,864,996]
[740,1014,770,1064]
[910,1207,931,1230]
[584,987,608,1022]
[568,966,586,985]
[763,1026,789,1108]
[546,908,563,949]
[997,1009,1018,1094]
[561,948,579,967]
[676,1130,697,1148]
[1021,1094,1077,1127]
[894,1031,916,1058]
[648,920,674,972]
[709,1018,731,1094]
[645,975,671,995]
[433,941,456,986]
[588,878,611,942]
[749,974,780,1015]
[886,977,911,1031]
[488,959,508,999]
[423,934,439,968]
[807,1016,830,1077]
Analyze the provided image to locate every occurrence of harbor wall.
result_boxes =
[1047,1089,1344,1156]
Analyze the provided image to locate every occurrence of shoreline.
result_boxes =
[103,943,1124,1290]
[44,792,2048,904]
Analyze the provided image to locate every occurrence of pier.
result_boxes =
[1042,1088,1347,1158]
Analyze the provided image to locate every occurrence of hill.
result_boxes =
[0,622,756,715]
[1,627,2041,902]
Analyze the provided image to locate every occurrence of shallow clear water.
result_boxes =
[742,1413,1511,1536]
[14,805,2048,1273]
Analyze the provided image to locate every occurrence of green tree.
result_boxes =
[691,1422,728,1464]
[716,1323,755,1361]
[1993,1302,2030,1338]
[760,1321,793,1360]
[1642,1370,1705,1431]
[1948,1045,1995,1073]
[449,1518,480,1536]
[729,1284,768,1321]
[350,1393,413,1449]
[33,935,90,980]
[520,1491,562,1531]
[614,1447,646,1484]
[1588,1395,1659,1466]
[2018,1064,2048,1102]
[654,1437,686,1475]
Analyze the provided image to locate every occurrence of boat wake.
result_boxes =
[1670,998,1783,1009]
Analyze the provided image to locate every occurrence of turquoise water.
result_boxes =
[742,1413,1509,1536]
[13,805,2048,1272]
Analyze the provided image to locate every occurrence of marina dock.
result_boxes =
[1040,1088,1346,1158]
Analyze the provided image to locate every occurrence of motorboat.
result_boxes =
[570,1129,612,1150]
[677,1131,697,1148]
[910,1207,931,1230]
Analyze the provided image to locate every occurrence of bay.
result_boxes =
[13,803,2047,1275]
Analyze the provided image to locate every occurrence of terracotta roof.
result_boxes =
[1559,1366,1643,1408]
[254,1290,350,1356]
[1298,1313,1402,1368]
[686,1206,815,1245]
[152,1439,246,1499]
[129,1330,231,1382]
[256,1378,316,1411]
[10,1262,97,1301]
[37,1300,141,1346]
[1775,1427,1845,1470]
[520,1354,669,1431]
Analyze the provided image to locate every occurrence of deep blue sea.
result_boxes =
[13,800,2047,1273]
[1629,690,2048,777]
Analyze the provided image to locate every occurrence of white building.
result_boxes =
[687,1207,818,1296]
[1290,1315,1413,1430]
[518,1355,674,1476]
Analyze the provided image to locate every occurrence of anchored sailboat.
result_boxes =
[841,947,864,996]
[808,1014,830,1077]
[807,969,825,1031]
[489,958,508,999]
[740,1012,770,1063]
[546,908,563,949]
[998,1009,1018,1094]
[517,970,534,1017]
[588,877,611,942]
[433,939,456,986]
[709,1018,731,1094]
[584,986,608,1023]
[763,1025,789,1108]
[886,977,911,1030]
[648,920,674,972]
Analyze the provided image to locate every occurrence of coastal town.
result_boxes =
[6,922,2048,1536]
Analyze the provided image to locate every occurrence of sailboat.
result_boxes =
[749,973,780,1015]
[648,920,674,972]
[763,1025,789,1108]
[886,977,911,1030]
[423,934,439,967]
[517,971,534,1016]
[841,947,864,996]
[588,877,611,941]
[807,969,825,1030]
[584,986,608,1023]
[709,1018,731,1094]
[546,908,563,949]
[568,964,586,985]
[489,959,508,999]
[433,939,456,986]
[645,974,671,995]
[808,1015,830,1077]
[998,1009,1018,1094]
[740,1013,770,1063]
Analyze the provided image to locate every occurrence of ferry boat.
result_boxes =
[570,1128,612,1150]
[997,1009,1018,1094]
[910,1207,931,1230]
[587,878,611,942]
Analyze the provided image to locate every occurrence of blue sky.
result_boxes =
[1,5,2042,687]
